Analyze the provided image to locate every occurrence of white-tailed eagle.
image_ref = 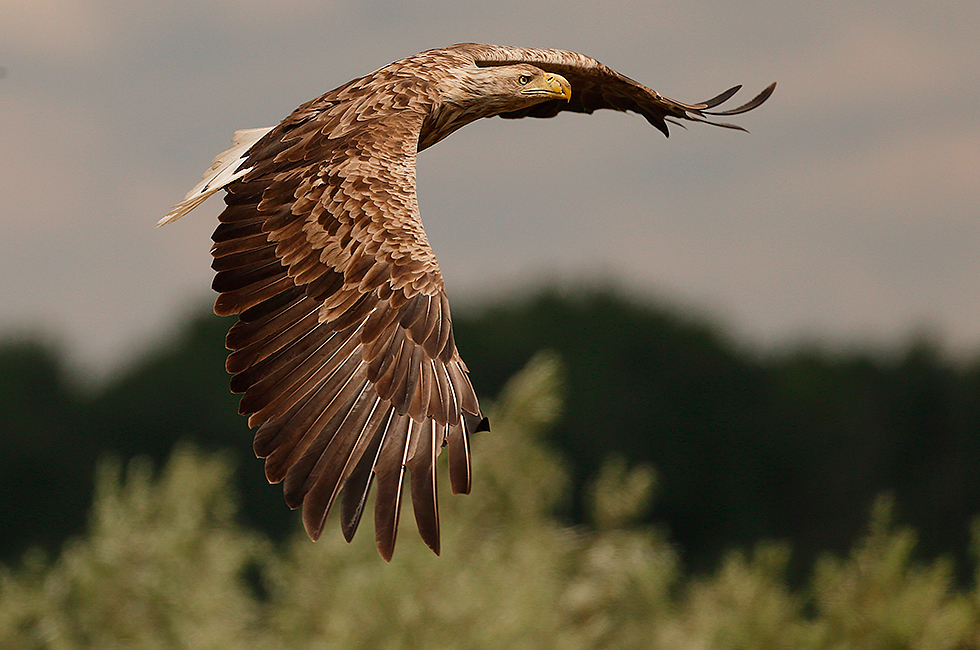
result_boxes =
[160,43,774,561]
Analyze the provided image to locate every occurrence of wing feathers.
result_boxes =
[446,419,471,495]
[447,359,480,416]
[214,275,295,317]
[163,42,771,560]
[407,418,440,554]
[300,390,386,540]
[282,369,370,507]
[691,85,741,110]
[211,243,278,273]
[702,82,777,116]
[227,304,323,386]
[373,412,412,562]
[212,258,282,293]
[361,299,402,345]
[226,290,309,350]
[212,219,265,246]
[226,301,324,376]
[211,231,271,258]
[204,108,483,559]
[375,331,416,404]
[245,324,362,425]
[432,360,456,425]
[257,343,364,484]
[340,407,391,542]
[465,44,774,136]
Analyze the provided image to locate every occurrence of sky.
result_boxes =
[2,0,979,381]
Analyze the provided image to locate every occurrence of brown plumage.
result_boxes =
[160,43,774,561]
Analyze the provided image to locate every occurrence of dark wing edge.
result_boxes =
[461,43,775,136]
[210,109,487,561]
[659,81,777,133]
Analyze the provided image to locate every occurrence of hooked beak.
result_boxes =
[522,72,572,101]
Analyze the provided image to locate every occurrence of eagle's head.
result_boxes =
[419,62,571,150]
[456,63,571,110]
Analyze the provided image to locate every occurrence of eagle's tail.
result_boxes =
[158,126,274,226]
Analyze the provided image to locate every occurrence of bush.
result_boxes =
[2,354,978,649]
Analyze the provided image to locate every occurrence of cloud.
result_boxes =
[2,0,979,378]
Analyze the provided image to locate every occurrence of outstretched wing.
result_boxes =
[457,43,775,136]
[209,96,486,561]
[163,42,774,562]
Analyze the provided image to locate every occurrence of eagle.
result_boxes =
[160,43,774,561]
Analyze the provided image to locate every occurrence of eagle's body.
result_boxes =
[161,43,774,561]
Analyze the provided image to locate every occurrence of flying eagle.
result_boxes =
[160,43,774,561]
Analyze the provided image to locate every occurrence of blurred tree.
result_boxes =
[453,288,774,561]
[0,341,91,561]
[453,289,980,581]
[2,356,977,649]
[75,311,298,541]
[3,287,979,586]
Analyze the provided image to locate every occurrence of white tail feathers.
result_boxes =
[157,126,274,226]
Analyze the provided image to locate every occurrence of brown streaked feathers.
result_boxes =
[160,43,774,561]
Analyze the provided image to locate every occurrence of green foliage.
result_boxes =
[5,287,980,591]
[452,289,980,580]
[0,448,269,649]
[810,498,977,650]
[3,355,979,649]
[657,543,813,650]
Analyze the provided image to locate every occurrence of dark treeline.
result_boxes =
[3,287,979,582]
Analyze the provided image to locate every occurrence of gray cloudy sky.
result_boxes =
[2,0,979,379]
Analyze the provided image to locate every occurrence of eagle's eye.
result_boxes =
[518,74,532,85]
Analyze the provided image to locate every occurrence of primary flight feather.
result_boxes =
[160,43,774,561]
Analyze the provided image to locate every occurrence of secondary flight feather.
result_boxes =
[160,43,774,561]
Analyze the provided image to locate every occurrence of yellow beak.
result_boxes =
[522,73,572,101]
